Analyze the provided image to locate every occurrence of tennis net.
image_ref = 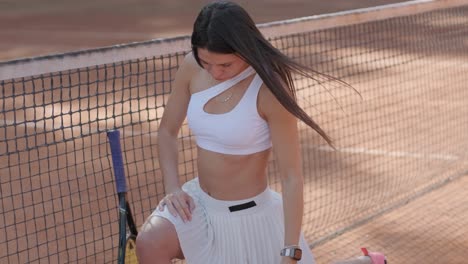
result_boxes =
[1,0,467,263]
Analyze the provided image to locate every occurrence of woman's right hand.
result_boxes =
[158,188,196,222]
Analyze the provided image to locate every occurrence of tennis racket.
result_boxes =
[107,130,139,264]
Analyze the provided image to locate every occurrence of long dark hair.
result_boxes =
[191,1,350,145]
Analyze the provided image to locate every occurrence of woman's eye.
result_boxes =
[222,64,231,68]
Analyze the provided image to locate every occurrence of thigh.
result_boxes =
[148,196,212,264]
[137,215,184,260]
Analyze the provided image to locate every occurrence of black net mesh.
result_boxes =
[1,5,467,264]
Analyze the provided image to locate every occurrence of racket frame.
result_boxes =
[108,130,139,264]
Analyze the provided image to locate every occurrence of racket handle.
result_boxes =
[107,130,128,193]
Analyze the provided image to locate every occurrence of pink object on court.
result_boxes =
[361,248,387,264]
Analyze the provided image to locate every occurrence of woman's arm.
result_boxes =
[259,84,304,263]
[157,53,197,221]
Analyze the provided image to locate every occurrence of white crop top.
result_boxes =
[187,66,272,155]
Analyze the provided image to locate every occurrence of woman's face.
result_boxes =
[197,48,249,82]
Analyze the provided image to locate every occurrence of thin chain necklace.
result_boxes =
[218,91,234,103]
[208,72,235,103]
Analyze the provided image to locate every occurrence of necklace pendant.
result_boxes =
[220,92,233,103]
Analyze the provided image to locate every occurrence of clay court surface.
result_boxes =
[1,1,468,264]
[0,0,409,62]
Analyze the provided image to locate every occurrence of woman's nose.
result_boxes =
[209,67,224,80]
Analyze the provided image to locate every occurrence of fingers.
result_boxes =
[158,191,195,223]
[172,197,192,222]
[164,199,178,218]
[188,195,196,211]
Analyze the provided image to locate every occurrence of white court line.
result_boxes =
[0,119,156,138]
[313,145,459,161]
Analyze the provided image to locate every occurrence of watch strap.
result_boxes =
[280,246,302,261]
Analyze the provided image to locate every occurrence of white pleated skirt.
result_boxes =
[152,178,315,264]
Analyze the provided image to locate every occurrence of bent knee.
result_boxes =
[136,216,183,260]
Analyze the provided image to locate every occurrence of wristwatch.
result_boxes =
[280,246,302,261]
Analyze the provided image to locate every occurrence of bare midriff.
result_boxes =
[197,147,271,200]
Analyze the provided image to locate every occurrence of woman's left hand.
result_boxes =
[280,256,297,264]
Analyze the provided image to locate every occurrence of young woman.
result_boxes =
[136,1,387,264]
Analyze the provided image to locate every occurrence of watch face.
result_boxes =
[281,247,302,260]
[294,249,302,260]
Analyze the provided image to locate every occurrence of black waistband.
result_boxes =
[228,200,257,212]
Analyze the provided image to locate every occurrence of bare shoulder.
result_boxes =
[174,52,200,93]
[183,52,199,69]
[257,76,292,121]
[177,52,200,81]
[257,84,275,119]
[159,52,201,133]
